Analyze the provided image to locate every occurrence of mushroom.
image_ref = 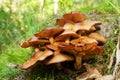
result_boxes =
[73,21,102,35]
[22,48,53,69]
[20,36,49,48]
[55,30,79,44]
[46,49,74,69]
[59,36,102,70]
[35,27,64,44]
[58,44,83,70]
[56,12,85,26]
[88,32,107,43]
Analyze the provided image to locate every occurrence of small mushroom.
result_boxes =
[88,32,107,43]
[22,48,53,69]
[46,50,74,65]
[46,49,74,69]
[56,12,85,26]
[35,27,64,44]
[59,36,102,70]
[59,44,83,70]
[20,36,49,48]
[55,30,79,44]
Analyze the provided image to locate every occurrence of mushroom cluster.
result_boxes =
[20,12,106,70]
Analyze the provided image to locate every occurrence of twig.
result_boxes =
[108,49,115,69]
[113,36,120,79]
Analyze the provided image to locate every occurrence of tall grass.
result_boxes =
[0,0,120,79]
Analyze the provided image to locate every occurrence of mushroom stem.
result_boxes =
[74,54,82,70]
[49,37,54,44]
[65,38,70,44]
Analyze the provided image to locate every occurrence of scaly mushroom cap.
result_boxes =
[46,50,74,65]
[34,27,64,38]
[22,48,53,69]
[73,21,102,33]
[55,30,79,42]
[20,36,49,48]
[88,32,107,43]
[70,36,98,47]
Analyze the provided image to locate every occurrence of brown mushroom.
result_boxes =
[22,48,53,69]
[56,12,85,26]
[55,30,79,44]
[20,36,49,48]
[35,27,64,44]
[59,36,102,70]
[88,32,107,43]
[46,50,74,65]
[59,44,83,70]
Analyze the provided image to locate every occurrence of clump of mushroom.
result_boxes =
[20,12,106,70]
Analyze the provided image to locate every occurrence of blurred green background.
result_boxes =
[0,0,120,80]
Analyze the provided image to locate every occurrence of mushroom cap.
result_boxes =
[63,12,73,20]
[59,45,77,55]
[55,30,79,42]
[59,39,102,56]
[46,50,74,65]
[22,48,53,69]
[73,21,102,32]
[34,27,64,38]
[46,42,67,51]
[63,12,86,22]
[56,18,74,26]
[20,36,49,48]
[88,32,107,43]
[70,36,98,47]
[72,12,86,22]
[56,12,85,26]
